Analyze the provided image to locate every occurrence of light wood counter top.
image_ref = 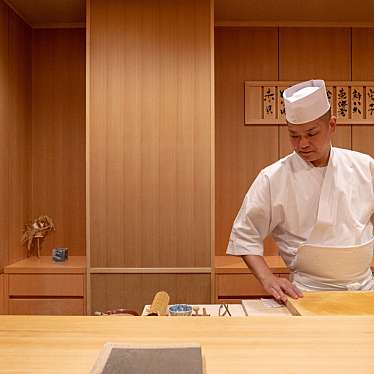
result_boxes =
[4,256,86,274]
[0,315,373,373]
[215,255,290,274]
[287,291,374,316]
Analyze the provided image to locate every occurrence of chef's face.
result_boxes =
[287,110,336,167]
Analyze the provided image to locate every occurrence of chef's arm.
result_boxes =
[241,254,303,303]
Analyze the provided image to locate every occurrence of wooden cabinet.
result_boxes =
[215,256,289,303]
[8,299,84,315]
[4,256,86,315]
[0,274,4,314]
[215,256,374,303]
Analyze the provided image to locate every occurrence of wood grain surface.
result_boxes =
[287,291,374,316]
[32,28,86,256]
[89,0,212,268]
[0,315,374,373]
[8,9,32,264]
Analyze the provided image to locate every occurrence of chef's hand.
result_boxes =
[262,275,303,303]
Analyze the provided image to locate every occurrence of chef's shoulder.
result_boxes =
[334,147,374,170]
[261,153,295,178]
[260,153,295,181]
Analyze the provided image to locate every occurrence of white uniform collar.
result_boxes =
[293,145,333,170]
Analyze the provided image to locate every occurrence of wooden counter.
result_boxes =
[4,256,86,274]
[287,291,374,316]
[0,315,373,373]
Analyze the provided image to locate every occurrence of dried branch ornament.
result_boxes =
[21,215,55,258]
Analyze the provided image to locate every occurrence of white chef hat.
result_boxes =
[283,79,330,124]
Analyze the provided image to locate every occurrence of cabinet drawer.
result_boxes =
[0,274,4,314]
[217,274,270,297]
[9,299,84,315]
[215,298,242,304]
[8,274,84,296]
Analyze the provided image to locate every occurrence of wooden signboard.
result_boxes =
[245,81,374,125]
[286,291,374,316]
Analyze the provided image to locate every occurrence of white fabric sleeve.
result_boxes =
[371,158,374,232]
[226,171,271,256]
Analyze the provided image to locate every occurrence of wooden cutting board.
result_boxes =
[286,291,374,316]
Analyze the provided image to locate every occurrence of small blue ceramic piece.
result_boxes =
[52,248,69,262]
[168,304,192,316]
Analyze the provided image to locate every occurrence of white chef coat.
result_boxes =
[226,147,374,290]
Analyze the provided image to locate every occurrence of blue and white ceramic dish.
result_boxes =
[168,304,193,316]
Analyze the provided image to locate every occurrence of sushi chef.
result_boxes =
[227,79,374,302]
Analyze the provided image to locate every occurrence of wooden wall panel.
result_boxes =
[215,27,279,256]
[8,11,31,264]
[0,2,8,270]
[279,28,351,81]
[91,274,211,315]
[279,127,293,159]
[89,0,212,268]
[32,29,86,256]
[332,126,351,150]
[352,29,374,157]
[352,28,374,81]
[352,127,374,158]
